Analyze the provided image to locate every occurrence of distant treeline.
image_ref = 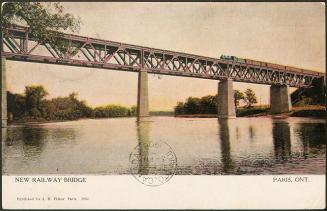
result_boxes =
[174,82,326,116]
[174,95,218,115]
[7,85,137,122]
[174,88,258,115]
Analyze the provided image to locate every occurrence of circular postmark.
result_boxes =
[129,141,177,186]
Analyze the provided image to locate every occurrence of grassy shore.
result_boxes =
[290,106,326,118]
[9,106,326,124]
[9,111,175,124]
[9,116,137,125]
[150,111,174,116]
[175,105,326,118]
[237,105,270,117]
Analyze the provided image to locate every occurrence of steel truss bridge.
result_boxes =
[2,25,324,88]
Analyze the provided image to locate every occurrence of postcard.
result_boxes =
[1,2,326,209]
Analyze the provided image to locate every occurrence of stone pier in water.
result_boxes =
[137,69,149,120]
[217,79,236,119]
[270,84,292,114]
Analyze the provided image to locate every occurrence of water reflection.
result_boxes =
[2,128,8,173]
[21,127,47,147]
[218,119,234,174]
[49,128,77,143]
[2,127,8,144]
[294,123,326,158]
[8,127,48,159]
[136,120,151,175]
[4,126,77,162]
[272,121,291,161]
[236,127,240,140]
[249,125,255,141]
[2,117,326,175]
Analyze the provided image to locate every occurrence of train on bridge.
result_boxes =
[220,55,322,76]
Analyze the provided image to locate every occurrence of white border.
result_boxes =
[2,175,326,209]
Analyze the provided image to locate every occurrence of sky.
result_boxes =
[6,2,325,110]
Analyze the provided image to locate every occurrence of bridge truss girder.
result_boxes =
[2,25,324,88]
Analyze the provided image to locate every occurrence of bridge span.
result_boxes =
[1,25,325,126]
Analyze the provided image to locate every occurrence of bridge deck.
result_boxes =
[2,25,324,88]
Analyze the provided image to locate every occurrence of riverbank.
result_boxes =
[9,112,174,125]
[9,110,175,124]
[290,106,326,118]
[9,116,135,125]
[175,105,326,118]
[8,106,325,124]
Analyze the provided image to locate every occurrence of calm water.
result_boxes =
[2,117,326,175]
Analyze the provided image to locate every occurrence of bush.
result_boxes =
[93,105,130,118]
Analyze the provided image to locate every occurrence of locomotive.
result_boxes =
[220,55,245,64]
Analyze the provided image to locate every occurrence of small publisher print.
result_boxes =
[129,141,177,186]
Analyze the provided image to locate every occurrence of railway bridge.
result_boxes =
[1,25,325,127]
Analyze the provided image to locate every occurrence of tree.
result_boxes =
[174,95,218,115]
[243,88,257,108]
[8,84,138,121]
[7,91,26,120]
[45,92,93,120]
[2,2,80,53]
[129,105,137,116]
[304,78,325,105]
[174,102,185,115]
[24,85,48,117]
[234,90,244,108]
[184,97,201,114]
[199,95,217,114]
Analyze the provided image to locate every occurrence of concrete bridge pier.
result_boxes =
[270,84,292,114]
[137,69,149,120]
[217,79,236,119]
[1,57,7,128]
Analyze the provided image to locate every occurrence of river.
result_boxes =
[2,116,326,175]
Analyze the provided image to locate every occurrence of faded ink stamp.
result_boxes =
[129,141,177,186]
